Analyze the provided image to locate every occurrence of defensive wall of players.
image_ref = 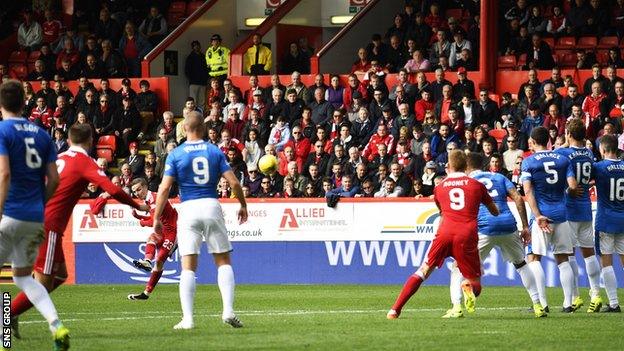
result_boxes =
[58,199,624,287]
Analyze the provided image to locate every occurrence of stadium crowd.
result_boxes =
[2,1,624,201]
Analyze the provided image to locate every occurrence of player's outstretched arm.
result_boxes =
[222,170,248,224]
[566,175,583,198]
[0,155,10,218]
[153,175,174,234]
[44,161,60,203]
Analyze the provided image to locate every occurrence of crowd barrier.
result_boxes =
[67,199,623,287]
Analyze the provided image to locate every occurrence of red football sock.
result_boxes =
[11,277,65,317]
[391,274,424,313]
[144,242,156,261]
[145,270,163,294]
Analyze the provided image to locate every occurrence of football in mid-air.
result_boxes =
[258,155,278,175]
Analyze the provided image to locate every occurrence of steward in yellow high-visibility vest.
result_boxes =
[205,34,230,82]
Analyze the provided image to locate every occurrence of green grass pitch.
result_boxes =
[5,285,623,350]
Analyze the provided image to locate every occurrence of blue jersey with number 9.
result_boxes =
[520,150,570,223]
[0,118,57,222]
[164,140,231,202]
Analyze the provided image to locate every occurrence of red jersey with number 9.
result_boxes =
[433,172,493,237]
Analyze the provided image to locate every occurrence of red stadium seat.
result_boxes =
[186,1,204,16]
[555,36,576,49]
[517,53,527,68]
[96,136,117,163]
[597,36,619,49]
[559,53,577,67]
[488,129,507,145]
[576,37,597,49]
[596,50,609,65]
[445,9,464,20]
[498,55,517,70]
[543,37,555,49]
[8,50,27,64]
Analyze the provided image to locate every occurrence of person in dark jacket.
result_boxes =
[94,8,122,48]
[138,6,168,47]
[525,33,554,70]
[474,89,501,128]
[135,80,159,140]
[185,40,209,108]
[114,97,142,156]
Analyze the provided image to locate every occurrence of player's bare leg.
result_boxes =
[599,253,622,313]
[387,263,434,319]
[577,247,603,313]
[527,254,548,311]
[11,263,68,338]
[10,265,69,350]
[174,254,197,330]
[214,252,242,328]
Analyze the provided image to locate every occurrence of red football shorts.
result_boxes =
[33,229,65,276]
[155,228,177,262]
[426,233,481,280]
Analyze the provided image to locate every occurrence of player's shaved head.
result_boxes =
[530,126,549,147]
[69,123,93,145]
[566,118,585,141]
[447,149,467,173]
[466,152,483,171]
[184,111,205,136]
[600,134,618,153]
[0,80,24,114]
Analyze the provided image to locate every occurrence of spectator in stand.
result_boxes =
[527,5,547,35]
[363,124,394,161]
[351,47,371,74]
[456,95,476,129]
[138,6,167,47]
[449,30,472,69]
[326,174,359,198]
[283,89,305,125]
[29,96,53,129]
[502,134,524,171]
[325,75,344,110]
[262,74,285,104]
[369,147,392,182]
[73,77,93,109]
[309,73,328,93]
[409,12,432,50]
[81,54,108,78]
[99,78,119,110]
[224,109,245,141]
[433,84,455,124]
[135,80,158,141]
[386,14,408,44]
[474,90,501,129]
[268,116,291,152]
[517,69,540,101]
[124,142,145,176]
[75,88,98,119]
[453,67,475,100]
[93,94,115,137]
[429,30,451,65]
[343,75,368,112]
[95,8,122,48]
[223,90,245,122]
[56,38,81,71]
[612,0,624,37]
[53,94,75,127]
[280,42,309,74]
[114,97,141,156]
[501,120,529,153]
[245,33,272,75]
[54,27,84,54]
[410,124,427,156]
[304,140,331,177]
[543,104,566,136]
[119,21,151,77]
[101,39,126,78]
[429,68,451,102]
[392,103,415,139]
[506,25,531,58]
[546,6,567,37]
[286,71,311,105]
[404,50,431,73]
[205,34,230,83]
[576,49,597,70]
[587,0,610,37]
[309,87,334,125]
[42,9,62,45]
[366,33,388,65]
[583,64,608,95]
[608,47,624,68]
[206,78,224,106]
[374,178,401,198]
[390,69,416,104]
[453,48,476,71]
[582,81,608,138]
[27,60,53,82]
[81,35,101,67]
[263,88,286,126]
[56,58,80,82]
[18,10,42,51]
[386,35,408,74]
[243,75,262,106]
[22,81,37,116]
[520,103,545,136]
[505,0,530,26]
[430,123,460,159]
[525,33,554,70]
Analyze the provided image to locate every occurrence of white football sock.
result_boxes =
[528,261,548,307]
[568,256,580,298]
[558,261,574,308]
[449,265,463,306]
[13,275,61,333]
[602,266,619,308]
[517,264,540,304]
[584,255,601,299]
[218,265,236,318]
[179,270,196,323]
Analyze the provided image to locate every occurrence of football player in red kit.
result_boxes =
[387,150,499,319]
[10,124,148,337]
[127,177,178,300]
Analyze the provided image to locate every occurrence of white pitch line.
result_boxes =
[19,307,528,325]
